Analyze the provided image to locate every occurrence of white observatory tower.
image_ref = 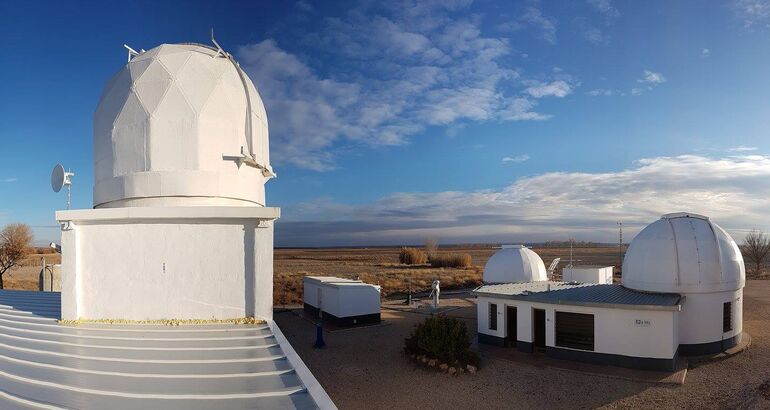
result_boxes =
[56,42,280,321]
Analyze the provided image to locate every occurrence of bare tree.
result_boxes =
[0,224,33,289]
[742,230,770,276]
[424,238,438,257]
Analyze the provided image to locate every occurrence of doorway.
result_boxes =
[533,309,546,351]
[506,306,517,347]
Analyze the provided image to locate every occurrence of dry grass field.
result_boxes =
[273,246,627,306]
[5,245,767,299]
[3,249,60,290]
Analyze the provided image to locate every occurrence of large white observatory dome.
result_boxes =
[93,43,273,208]
[483,245,548,284]
[622,213,745,294]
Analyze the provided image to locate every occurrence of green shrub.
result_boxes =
[428,253,472,268]
[404,315,480,367]
[399,247,427,264]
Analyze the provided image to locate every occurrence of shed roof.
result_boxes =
[304,276,379,290]
[474,282,682,311]
[563,265,614,270]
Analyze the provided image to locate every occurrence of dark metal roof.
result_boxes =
[474,282,682,311]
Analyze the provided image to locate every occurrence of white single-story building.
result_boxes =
[304,276,382,326]
[475,282,681,371]
[475,212,745,371]
[562,265,614,284]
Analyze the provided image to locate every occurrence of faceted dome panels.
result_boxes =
[93,43,272,208]
[622,213,745,294]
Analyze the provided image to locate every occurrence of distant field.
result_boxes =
[4,250,60,290]
[273,246,627,305]
[6,246,767,301]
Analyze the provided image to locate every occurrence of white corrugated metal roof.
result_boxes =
[0,290,334,409]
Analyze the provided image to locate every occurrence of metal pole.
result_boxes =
[617,221,623,269]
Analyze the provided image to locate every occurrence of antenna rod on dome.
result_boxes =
[209,27,257,160]
[210,28,226,58]
[124,44,140,62]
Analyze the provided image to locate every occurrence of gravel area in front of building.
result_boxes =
[275,280,770,409]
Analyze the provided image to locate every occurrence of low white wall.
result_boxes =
[678,290,742,345]
[477,296,678,359]
[59,212,275,321]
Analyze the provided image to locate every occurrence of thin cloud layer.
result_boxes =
[276,155,770,246]
[734,0,770,27]
[502,154,530,163]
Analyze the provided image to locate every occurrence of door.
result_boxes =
[533,309,546,351]
[506,306,517,347]
[317,288,323,318]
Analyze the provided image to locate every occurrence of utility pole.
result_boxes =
[617,221,623,269]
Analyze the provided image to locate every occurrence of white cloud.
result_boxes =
[639,70,666,85]
[734,0,770,27]
[3,178,17,183]
[587,88,614,96]
[277,155,770,246]
[587,0,619,18]
[702,48,711,57]
[502,154,530,163]
[573,17,609,45]
[295,0,312,12]
[499,6,558,44]
[629,70,666,95]
[583,25,609,45]
[525,80,573,98]
[500,98,551,121]
[729,146,758,152]
[237,4,568,170]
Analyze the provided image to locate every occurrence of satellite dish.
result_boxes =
[51,164,66,192]
[51,164,75,208]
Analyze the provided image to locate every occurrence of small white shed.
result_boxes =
[303,276,382,325]
[562,266,614,284]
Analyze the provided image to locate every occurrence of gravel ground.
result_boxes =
[275,280,770,409]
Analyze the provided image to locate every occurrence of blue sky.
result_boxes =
[1,0,770,246]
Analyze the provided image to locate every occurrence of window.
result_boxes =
[489,302,497,330]
[723,302,732,332]
[555,311,594,351]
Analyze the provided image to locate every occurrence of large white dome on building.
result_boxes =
[483,245,548,284]
[622,212,745,294]
[93,43,273,208]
